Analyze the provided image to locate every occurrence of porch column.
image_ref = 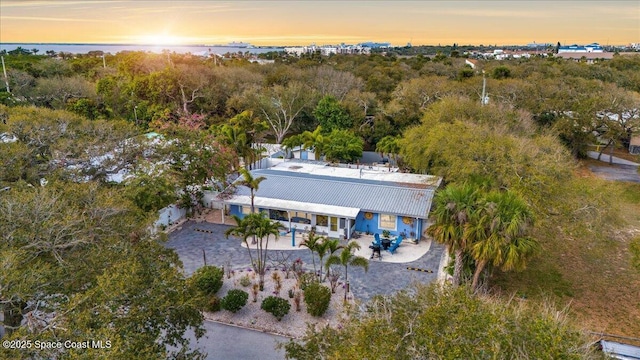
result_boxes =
[347,218,351,240]
[221,205,225,224]
[288,211,292,232]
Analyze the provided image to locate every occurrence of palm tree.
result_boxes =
[225,214,258,275]
[282,134,304,158]
[375,135,401,166]
[219,124,248,170]
[237,168,265,214]
[229,110,268,169]
[238,168,266,244]
[252,214,284,291]
[468,191,539,290]
[426,184,479,286]
[316,238,343,282]
[225,213,282,291]
[326,241,369,303]
[299,231,325,278]
[301,126,328,160]
[321,238,344,282]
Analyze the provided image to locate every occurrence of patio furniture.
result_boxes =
[388,236,403,255]
[371,233,381,248]
[381,238,392,250]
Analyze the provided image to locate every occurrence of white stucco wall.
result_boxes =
[156,204,187,227]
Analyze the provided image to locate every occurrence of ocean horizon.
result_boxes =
[0,42,284,55]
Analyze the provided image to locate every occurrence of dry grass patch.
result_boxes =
[492,174,640,339]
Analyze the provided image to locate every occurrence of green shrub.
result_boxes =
[190,265,224,296]
[207,295,221,312]
[298,272,315,290]
[239,274,252,287]
[221,289,249,313]
[261,296,291,321]
[304,282,331,317]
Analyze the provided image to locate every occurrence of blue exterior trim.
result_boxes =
[229,204,244,218]
[354,212,421,238]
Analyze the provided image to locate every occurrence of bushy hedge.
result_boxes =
[221,289,249,313]
[261,296,291,321]
[303,282,331,317]
[190,265,224,296]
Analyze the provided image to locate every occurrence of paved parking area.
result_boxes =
[165,221,445,302]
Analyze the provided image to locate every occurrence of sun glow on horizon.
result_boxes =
[133,33,191,45]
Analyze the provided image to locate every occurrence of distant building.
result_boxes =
[358,42,391,49]
[284,43,372,56]
[248,58,275,65]
[555,52,614,63]
[558,42,604,53]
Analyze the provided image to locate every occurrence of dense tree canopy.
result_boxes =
[400,97,573,215]
[312,95,352,132]
[0,182,204,359]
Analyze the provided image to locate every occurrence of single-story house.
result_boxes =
[283,146,318,161]
[221,160,441,241]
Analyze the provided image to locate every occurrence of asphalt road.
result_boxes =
[586,151,640,183]
[588,164,640,183]
[183,321,289,360]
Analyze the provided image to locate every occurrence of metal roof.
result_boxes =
[226,195,361,218]
[600,340,640,360]
[226,170,435,218]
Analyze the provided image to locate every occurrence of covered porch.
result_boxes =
[224,196,360,240]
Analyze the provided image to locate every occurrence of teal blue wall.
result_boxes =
[354,212,420,238]
[230,205,423,239]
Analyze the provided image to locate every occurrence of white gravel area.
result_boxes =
[205,269,355,339]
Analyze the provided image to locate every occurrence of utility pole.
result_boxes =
[102,54,106,69]
[1,56,10,93]
[481,70,488,106]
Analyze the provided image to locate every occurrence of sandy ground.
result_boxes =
[205,269,355,339]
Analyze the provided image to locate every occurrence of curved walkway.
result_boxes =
[165,220,445,302]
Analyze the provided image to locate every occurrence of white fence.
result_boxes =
[155,204,187,227]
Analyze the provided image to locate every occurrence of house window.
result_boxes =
[316,215,328,227]
[292,212,311,224]
[242,206,251,214]
[269,209,288,221]
[379,214,396,230]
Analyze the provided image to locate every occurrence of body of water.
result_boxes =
[0,43,283,56]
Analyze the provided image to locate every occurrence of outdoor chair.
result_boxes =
[372,233,381,247]
[388,236,403,254]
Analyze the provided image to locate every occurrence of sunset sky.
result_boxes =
[1,0,638,46]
